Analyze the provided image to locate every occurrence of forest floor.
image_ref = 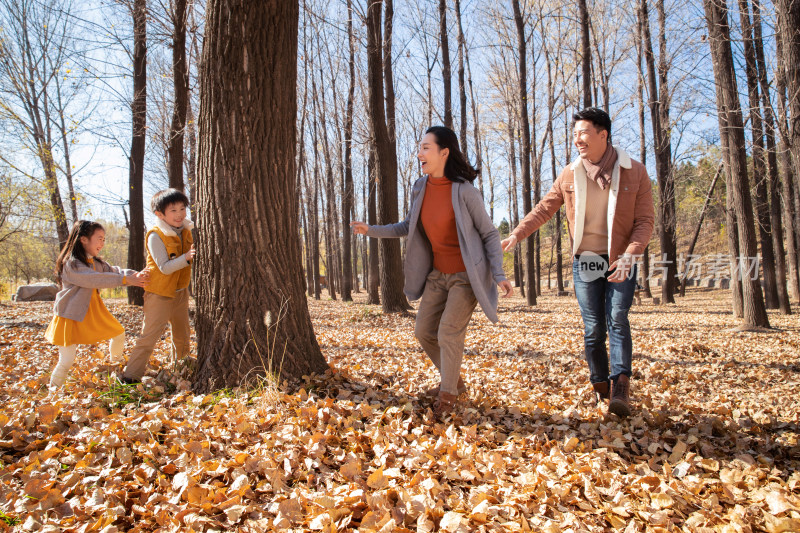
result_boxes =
[0,288,798,532]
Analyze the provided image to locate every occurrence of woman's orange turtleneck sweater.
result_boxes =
[420,176,466,273]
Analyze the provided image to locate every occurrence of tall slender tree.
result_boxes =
[772,44,800,303]
[127,0,147,306]
[775,0,800,183]
[703,0,770,329]
[366,0,408,312]
[578,0,592,108]
[511,0,536,305]
[167,0,189,191]
[737,0,779,309]
[751,0,792,312]
[544,46,564,293]
[0,0,72,247]
[454,0,468,155]
[367,148,380,304]
[774,0,800,300]
[439,0,452,128]
[634,4,653,299]
[640,0,677,303]
[341,0,356,302]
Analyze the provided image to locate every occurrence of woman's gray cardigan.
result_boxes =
[366,176,507,323]
[53,258,137,321]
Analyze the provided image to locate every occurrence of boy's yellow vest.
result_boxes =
[145,224,193,298]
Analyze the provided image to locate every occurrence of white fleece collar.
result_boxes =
[153,217,194,237]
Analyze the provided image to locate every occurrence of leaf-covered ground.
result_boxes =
[0,289,798,532]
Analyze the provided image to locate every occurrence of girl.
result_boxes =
[352,126,513,416]
[45,220,149,389]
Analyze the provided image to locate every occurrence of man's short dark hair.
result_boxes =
[151,188,189,214]
[573,107,612,139]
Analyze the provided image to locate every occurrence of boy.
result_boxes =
[121,188,195,383]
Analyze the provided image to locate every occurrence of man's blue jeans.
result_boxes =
[572,256,637,386]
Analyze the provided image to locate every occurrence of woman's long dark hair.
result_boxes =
[425,126,480,183]
[55,220,104,285]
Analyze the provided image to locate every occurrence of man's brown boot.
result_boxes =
[592,381,610,404]
[609,374,632,418]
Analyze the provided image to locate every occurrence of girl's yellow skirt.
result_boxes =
[45,290,125,347]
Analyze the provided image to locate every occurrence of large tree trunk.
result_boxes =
[640,0,677,303]
[579,0,592,107]
[366,0,408,312]
[341,0,356,302]
[167,0,188,191]
[703,0,770,328]
[194,0,327,392]
[775,0,800,182]
[752,0,791,313]
[775,0,800,302]
[127,0,147,306]
[738,0,779,309]
[775,43,800,303]
[512,0,536,306]
[439,0,452,129]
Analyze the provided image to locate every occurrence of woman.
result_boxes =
[352,126,512,416]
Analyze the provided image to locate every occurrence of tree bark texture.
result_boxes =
[512,0,536,306]
[752,0,791,312]
[439,0,452,129]
[366,0,408,312]
[579,0,592,108]
[127,0,147,306]
[341,0,356,302]
[775,0,800,301]
[738,0,779,309]
[194,0,328,392]
[167,0,189,191]
[455,0,468,155]
[703,0,770,328]
[640,0,677,303]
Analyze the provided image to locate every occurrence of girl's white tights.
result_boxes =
[50,345,77,388]
[49,334,126,388]
[109,333,125,362]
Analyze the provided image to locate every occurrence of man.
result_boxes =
[501,107,654,417]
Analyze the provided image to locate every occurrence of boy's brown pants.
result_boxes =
[123,289,190,380]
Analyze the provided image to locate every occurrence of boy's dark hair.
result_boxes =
[55,220,105,286]
[151,188,189,214]
[424,125,480,183]
[572,107,612,141]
